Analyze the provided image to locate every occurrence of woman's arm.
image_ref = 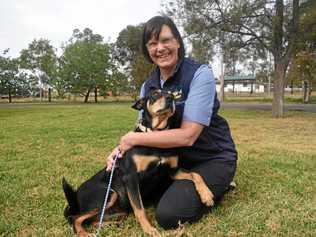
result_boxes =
[106,121,203,171]
[119,121,204,152]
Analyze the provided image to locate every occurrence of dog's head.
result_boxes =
[132,89,176,131]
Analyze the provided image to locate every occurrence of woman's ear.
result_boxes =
[132,98,146,110]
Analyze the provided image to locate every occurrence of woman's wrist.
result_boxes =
[131,132,142,146]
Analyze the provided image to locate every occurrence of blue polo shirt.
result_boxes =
[140,64,215,126]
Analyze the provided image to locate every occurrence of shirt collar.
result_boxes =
[157,58,184,88]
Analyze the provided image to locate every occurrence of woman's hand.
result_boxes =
[106,146,121,171]
[105,132,137,171]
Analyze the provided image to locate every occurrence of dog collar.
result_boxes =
[135,121,153,132]
[135,121,170,132]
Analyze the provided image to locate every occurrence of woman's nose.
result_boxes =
[157,42,166,52]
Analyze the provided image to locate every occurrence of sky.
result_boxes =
[0,0,161,57]
[0,0,221,76]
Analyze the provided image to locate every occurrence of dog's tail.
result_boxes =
[62,177,80,223]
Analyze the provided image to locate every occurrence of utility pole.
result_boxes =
[219,53,225,102]
[268,51,272,97]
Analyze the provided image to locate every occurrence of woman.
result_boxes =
[107,15,237,229]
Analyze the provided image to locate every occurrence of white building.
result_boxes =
[216,75,265,93]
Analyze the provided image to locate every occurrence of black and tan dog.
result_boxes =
[62,89,214,237]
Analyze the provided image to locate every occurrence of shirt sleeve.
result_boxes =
[182,64,215,126]
[138,83,146,120]
[139,83,145,98]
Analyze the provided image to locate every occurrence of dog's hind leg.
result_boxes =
[171,169,214,207]
[104,191,118,211]
[91,191,127,226]
[91,212,128,227]
[73,209,98,237]
[123,173,160,237]
[162,156,214,206]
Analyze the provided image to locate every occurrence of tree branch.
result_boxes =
[284,0,300,63]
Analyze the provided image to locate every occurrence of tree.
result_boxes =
[131,54,155,99]
[189,35,216,64]
[287,0,316,103]
[51,58,71,99]
[19,39,57,102]
[60,28,112,103]
[100,65,129,97]
[288,51,316,102]
[114,25,154,97]
[163,0,302,117]
[0,49,26,102]
[114,25,144,67]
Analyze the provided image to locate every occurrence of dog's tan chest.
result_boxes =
[132,154,178,172]
[132,155,160,172]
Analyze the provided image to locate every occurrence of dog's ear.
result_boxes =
[132,98,146,110]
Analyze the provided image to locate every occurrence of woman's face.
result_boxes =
[146,25,180,71]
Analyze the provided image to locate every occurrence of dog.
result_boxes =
[62,89,214,237]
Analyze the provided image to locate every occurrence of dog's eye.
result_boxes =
[152,91,161,98]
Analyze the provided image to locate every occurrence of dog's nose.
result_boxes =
[165,95,174,107]
[166,95,173,103]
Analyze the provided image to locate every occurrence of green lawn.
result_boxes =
[224,93,316,104]
[0,103,315,236]
[1,92,315,105]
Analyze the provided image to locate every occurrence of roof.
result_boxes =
[224,75,256,81]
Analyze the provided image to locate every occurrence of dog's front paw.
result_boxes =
[78,232,96,237]
[145,226,161,237]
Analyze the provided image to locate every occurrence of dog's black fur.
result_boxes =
[62,89,214,237]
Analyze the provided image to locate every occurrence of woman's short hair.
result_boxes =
[142,16,185,63]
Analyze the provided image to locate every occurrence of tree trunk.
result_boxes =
[8,89,12,103]
[219,74,225,102]
[306,81,311,103]
[84,89,91,103]
[94,87,98,103]
[40,86,43,102]
[308,81,313,100]
[303,81,309,103]
[272,62,285,117]
[48,88,52,102]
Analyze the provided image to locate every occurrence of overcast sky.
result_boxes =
[0,0,161,57]
[0,0,221,76]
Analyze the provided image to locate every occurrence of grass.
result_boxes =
[1,91,316,104]
[224,92,316,104]
[0,103,315,236]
